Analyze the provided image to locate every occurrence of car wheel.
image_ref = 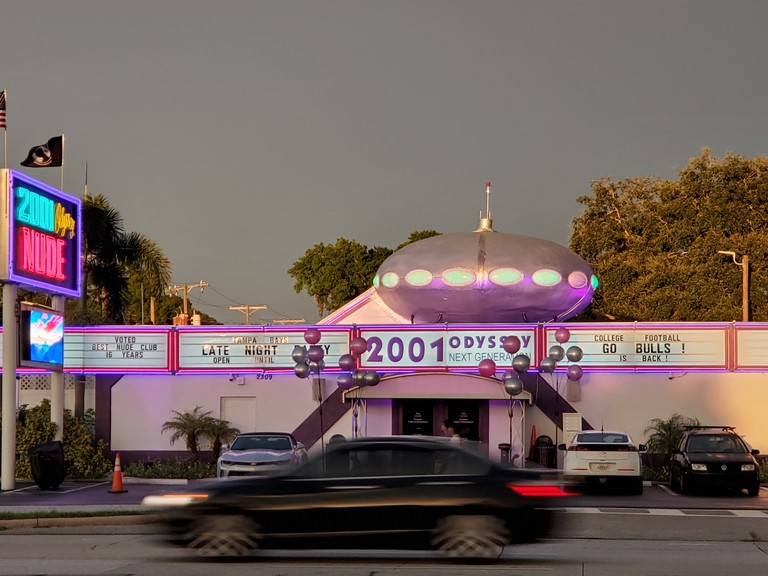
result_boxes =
[431,514,510,559]
[630,477,644,495]
[679,473,689,495]
[747,482,760,497]
[186,514,262,557]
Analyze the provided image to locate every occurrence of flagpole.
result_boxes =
[2,90,6,168]
[60,134,65,191]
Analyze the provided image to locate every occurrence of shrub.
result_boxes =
[2,399,112,480]
[123,458,215,479]
[759,457,768,484]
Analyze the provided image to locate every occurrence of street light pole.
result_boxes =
[717,251,749,322]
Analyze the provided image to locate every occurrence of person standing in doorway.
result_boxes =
[441,419,461,443]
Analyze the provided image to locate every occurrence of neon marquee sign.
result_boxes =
[0,170,81,297]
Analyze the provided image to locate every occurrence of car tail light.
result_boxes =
[506,483,573,497]
[570,446,591,451]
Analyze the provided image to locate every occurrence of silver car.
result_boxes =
[217,432,308,478]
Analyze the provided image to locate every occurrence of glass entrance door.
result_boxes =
[397,399,484,442]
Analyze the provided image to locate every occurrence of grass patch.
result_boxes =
[0,509,149,521]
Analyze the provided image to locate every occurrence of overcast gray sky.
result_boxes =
[2,1,767,325]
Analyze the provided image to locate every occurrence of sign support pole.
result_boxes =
[1,282,18,490]
[51,295,66,441]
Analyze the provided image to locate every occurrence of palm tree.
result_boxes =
[161,406,214,461]
[643,413,700,456]
[203,418,241,460]
[79,194,171,324]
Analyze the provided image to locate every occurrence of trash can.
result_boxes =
[498,442,511,463]
[28,440,66,490]
[533,435,557,468]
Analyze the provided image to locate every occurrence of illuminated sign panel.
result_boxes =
[734,325,768,369]
[19,303,64,371]
[0,169,81,297]
[0,323,750,374]
[359,325,536,370]
[176,327,351,373]
[64,327,173,374]
[544,323,729,370]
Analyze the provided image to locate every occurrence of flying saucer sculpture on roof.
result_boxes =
[372,183,597,324]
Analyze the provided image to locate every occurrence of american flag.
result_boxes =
[0,91,6,129]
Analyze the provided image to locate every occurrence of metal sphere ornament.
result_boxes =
[539,357,556,373]
[294,362,310,379]
[308,359,325,374]
[303,328,322,345]
[363,371,380,387]
[554,328,571,344]
[291,345,308,364]
[307,344,325,363]
[353,369,367,387]
[338,353,357,372]
[567,364,583,381]
[512,354,530,373]
[478,358,497,378]
[336,373,355,390]
[566,345,584,362]
[504,379,524,396]
[350,337,368,356]
[502,335,521,355]
[548,344,565,362]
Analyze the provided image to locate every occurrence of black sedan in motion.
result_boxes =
[143,436,571,559]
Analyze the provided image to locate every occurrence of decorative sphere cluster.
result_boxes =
[293,330,381,391]
[476,328,584,396]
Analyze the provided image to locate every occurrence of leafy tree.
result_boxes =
[161,406,214,461]
[78,194,172,324]
[396,229,441,250]
[203,418,241,459]
[643,413,700,457]
[571,150,768,321]
[123,269,219,325]
[289,230,441,317]
[288,239,393,317]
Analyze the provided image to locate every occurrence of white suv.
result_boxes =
[558,430,646,494]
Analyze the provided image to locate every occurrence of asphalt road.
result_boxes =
[2,481,768,576]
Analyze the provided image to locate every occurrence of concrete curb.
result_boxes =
[122,477,189,485]
[0,513,160,530]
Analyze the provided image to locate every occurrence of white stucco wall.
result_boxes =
[19,370,768,463]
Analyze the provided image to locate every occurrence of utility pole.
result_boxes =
[230,304,267,325]
[167,281,208,324]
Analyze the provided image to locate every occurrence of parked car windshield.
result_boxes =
[685,434,748,453]
[575,432,629,444]
[231,435,292,451]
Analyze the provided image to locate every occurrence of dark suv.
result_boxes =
[670,426,761,496]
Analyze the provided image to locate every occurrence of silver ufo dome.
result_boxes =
[373,227,596,324]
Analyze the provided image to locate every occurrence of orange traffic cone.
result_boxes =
[108,452,127,493]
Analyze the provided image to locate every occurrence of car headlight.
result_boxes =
[142,493,210,508]
[691,463,707,471]
[741,464,756,472]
